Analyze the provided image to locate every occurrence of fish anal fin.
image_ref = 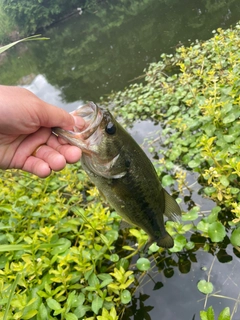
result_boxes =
[163,189,182,222]
[156,233,174,248]
[120,219,133,230]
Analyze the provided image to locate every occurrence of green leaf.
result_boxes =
[182,207,199,221]
[208,222,226,242]
[51,238,71,255]
[22,310,38,319]
[219,176,229,187]
[185,241,195,250]
[74,305,91,318]
[110,254,119,262]
[0,204,13,213]
[197,280,213,294]
[197,220,209,233]
[200,306,216,320]
[92,296,104,314]
[136,258,151,271]
[207,206,221,223]
[188,158,201,168]
[0,35,49,54]
[46,298,61,311]
[162,175,175,187]
[218,307,230,320]
[148,243,160,253]
[230,227,240,246]
[88,272,100,287]
[38,303,48,320]
[120,289,131,304]
[170,235,187,252]
[223,113,236,124]
[65,314,78,320]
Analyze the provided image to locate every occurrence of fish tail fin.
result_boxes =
[156,233,174,248]
[163,189,182,222]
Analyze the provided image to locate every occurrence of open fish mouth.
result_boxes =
[70,102,103,139]
[52,102,103,152]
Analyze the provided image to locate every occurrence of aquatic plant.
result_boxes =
[103,22,240,241]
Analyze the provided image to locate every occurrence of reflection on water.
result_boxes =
[1,0,240,102]
[3,0,240,318]
[124,248,240,319]
[26,74,84,112]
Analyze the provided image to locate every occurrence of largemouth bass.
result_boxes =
[53,102,181,248]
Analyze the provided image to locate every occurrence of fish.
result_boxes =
[52,102,181,248]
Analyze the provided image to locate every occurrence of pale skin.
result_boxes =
[0,85,85,178]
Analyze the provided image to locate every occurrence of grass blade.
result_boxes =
[0,34,49,54]
[3,273,21,320]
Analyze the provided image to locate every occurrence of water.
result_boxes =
[1,0,240,318]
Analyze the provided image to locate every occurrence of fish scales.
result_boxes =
[53,102,181,248]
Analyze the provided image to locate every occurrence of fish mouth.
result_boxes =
[52,102,103,152]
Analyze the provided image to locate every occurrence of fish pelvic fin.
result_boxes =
[163,189,182,222]
[156,233,174,248]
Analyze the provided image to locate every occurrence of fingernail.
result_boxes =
[72,115,85,129]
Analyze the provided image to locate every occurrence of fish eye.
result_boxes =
[105,122,116,135]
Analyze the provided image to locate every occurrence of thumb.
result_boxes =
[37,102,85,130]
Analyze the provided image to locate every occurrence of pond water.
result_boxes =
[1,0,240,319]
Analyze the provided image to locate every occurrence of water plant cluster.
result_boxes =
[0,166,136,319]
[103,22,240,243]
[1,23,240,319]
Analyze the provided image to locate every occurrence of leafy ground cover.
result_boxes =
[1,22,240,319]
[103,22,240,241]
[0,166,135,319]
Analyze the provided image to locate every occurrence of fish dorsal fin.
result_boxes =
[163,189,182,222]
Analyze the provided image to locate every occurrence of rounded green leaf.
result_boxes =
[110,254,119,262]
[197,220,209,233]
[170,235,187,252]
[208,222,226,242]
[162,175,175,187]
[188,158,201,168]
[230,227,240,246]
[136,258,151,271]
[120,289,131,304]
[197,280,213,294]
[220,176,229,187]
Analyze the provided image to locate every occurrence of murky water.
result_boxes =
[1,0,240,318]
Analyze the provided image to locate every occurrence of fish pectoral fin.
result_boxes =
[163,189,182,222]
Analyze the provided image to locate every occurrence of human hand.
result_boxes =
[0,85,84,178]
